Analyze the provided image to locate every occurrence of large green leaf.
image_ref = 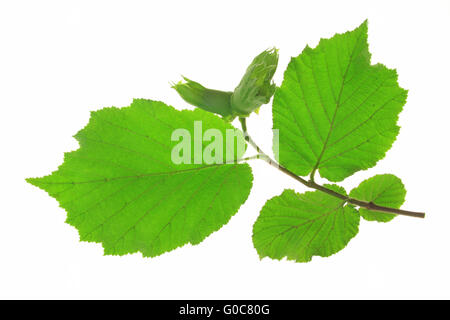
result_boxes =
[273,21,407,182]
[27,99,253,257]
[350,174,406,222]
[252,185,360,262]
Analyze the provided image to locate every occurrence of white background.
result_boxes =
[1,0,449,299]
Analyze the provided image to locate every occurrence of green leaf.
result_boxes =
[231,48,279,116]
[172,77,234,120]
[27,99,253,257]
[273,20,407,182]
[252,185,360,262]
[350,174,406,222]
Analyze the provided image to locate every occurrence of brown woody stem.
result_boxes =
[239,117,425,219]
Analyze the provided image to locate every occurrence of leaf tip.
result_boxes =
[26,176,41,187]
[359,19,369,31]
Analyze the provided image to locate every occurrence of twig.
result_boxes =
[239,117,425,219]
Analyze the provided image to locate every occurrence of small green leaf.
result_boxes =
[172,77,234,120]
[27,99,253,257]
[273,20,407,181]
[350,174,406,222]
[253,185,360,262]
[231,48,279,116]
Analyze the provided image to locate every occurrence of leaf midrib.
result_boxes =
[32,163,235,185]
[310,29,365,178]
